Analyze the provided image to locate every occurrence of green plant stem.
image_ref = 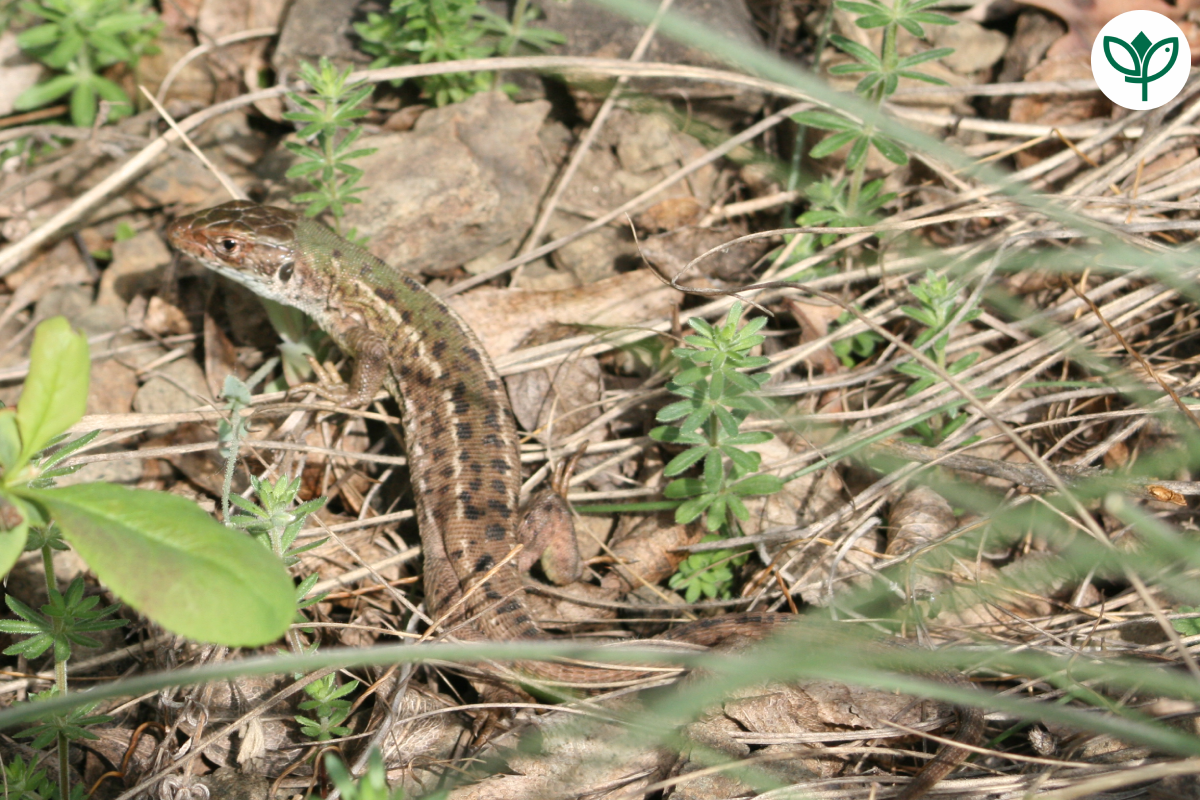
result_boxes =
[41,543,55,589]
[44,543,69,800]
[505,0,530,56]
[847,20,894,208]
[785,2,836,222]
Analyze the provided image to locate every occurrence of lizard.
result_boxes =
[166,200,985,800]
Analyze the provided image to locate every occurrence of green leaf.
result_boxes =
[898,47,955,68]
[18,484,294,646]
[16,318,89,467]
[810,130,861,159]
[675,495,712,525]
[664,478,705,499]
[0,410,20,472]
[897,70,950,86]
[872,135,909,166]
[792,110,858,132]
[846,136,870,169]
[0,503,29,578]
[15,23,60,49]
[13,73,79,110]
[69,80,96,127]
[664,445,710,476]
[835,1,881,14]
[43,28,83,69]
[93,12,155,34]
[730,474,785,496]
[830,35,881,67]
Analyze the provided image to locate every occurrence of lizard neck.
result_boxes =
[294,219,538,640]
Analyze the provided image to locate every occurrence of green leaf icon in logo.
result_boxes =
[1103,30,1179,102]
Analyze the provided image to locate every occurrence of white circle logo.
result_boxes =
[1091,10,1190,110]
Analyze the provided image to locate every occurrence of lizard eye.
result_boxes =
[217,238,238,254]
[278,261,294,282]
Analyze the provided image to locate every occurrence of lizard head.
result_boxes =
[166,201,314,308]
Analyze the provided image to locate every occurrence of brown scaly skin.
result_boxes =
[166,201,984,799]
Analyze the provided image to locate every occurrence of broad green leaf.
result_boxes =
[0,499,29,577]
[16,318,88,466]
[20,483,293,646]
[0,410,20,472]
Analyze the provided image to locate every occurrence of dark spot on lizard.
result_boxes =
[485,524,506,541]
[491,479,507,494]
[496,600,522,614]
[373,285,396,304]
[486,379,501,392]
[458,491,472,506]
[401,275,424,293]
[469,477,483,492]
[470,462,483,473]
[485,589,503,600]
[456,422,473,440]
[432,319,445,331]
[487,499,512,519]
[474,554,495,573]
[491,458,510,473]
[513,614,532,626]
[482,433,503,447]
[462,345,482,363]
[447,549,463,560]
[463,504,484,520]
[441,466,455,479]
[431,446,447,461]
[432,339,448,358]
[401,309,413,324]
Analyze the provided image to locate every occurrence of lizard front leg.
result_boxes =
[290,325,391,408]
[517,447,586,586]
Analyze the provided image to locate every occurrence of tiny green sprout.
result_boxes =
[668,536,751,603]
[297,672,359,741]
[15,688,113,750]
[321,749,407,800]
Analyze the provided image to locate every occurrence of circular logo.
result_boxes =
[1092,11,1190,110]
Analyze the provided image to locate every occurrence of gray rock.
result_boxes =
[929,19,1009,74]
[540,0,765,114]
[272,0,371,76]
[341,92,554,276]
